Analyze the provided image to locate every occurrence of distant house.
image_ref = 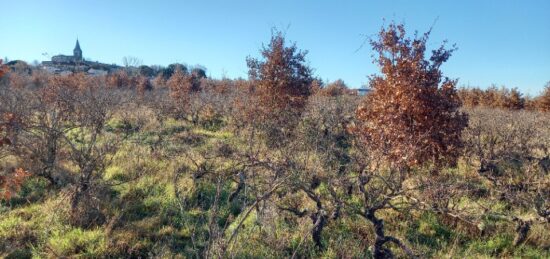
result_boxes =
[88,68,108,76]
[356,87,372,96]
[41,39,119,74]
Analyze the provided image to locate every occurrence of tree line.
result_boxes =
[458,85,550,111]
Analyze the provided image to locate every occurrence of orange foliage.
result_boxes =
[7,70,31,88]
[354,23,468,167]
[247,30,313,116]
[536,83,550,112]
[0,111,30,201]
[0,59,7,78]
[458,86,525,110]
[309,79,323,95]
[41,73,104,119]
[0,168,30,200]
[106,70,132,88]
[136,75,153,95]
[167,67,201,101]
[152,73,167,89]
[317,79,354,97]
[0,113,17,147]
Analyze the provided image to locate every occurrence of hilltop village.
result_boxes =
[41,39,119,75]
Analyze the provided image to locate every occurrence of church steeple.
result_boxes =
[73,39,82,61]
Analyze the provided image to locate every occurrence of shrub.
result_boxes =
[317,79,353,97]
[354,23,468,167]
[536,82,550,112]
[0,59,8,78]
[459,86,525,110]
[246,29,314,124]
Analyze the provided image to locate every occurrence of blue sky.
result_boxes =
[1,0,549,94]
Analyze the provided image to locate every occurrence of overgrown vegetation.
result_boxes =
[458,84,550,111]
[1,24,549,258]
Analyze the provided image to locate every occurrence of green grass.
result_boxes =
[407,213,456,251]
[47,228,107,257]
[192,128,232,139]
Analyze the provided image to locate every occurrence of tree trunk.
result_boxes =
[365,208,394,259]
[513,219,531,246]
[41,133,58,185]
[70,168,92,222]
[310,211,327,249]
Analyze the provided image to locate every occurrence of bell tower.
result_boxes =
[73,39,82,61]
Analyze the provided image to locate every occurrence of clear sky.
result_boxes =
[1,0,549,94]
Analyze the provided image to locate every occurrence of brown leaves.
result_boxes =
[136,75,153,95]
[458,86,525,110]
[317,79,354,97]
[247,30,313,115]
[243,30,314,140]
[106,70,132,88]
[0,168,30,200]
[0,110,29,201]
[353,22,468,168]
[535,82,550,112]
[0,112,16,147]
[167,67,201,101]
[0,59,7,78]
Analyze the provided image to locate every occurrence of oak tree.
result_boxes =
[352,22,468,258]
[247,30,314,123]
[355,23,468,168]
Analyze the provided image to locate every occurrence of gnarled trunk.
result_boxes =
[513,219,531,246]
[310,211,327,249]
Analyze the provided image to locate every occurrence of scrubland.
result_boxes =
[0,24,549,258]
